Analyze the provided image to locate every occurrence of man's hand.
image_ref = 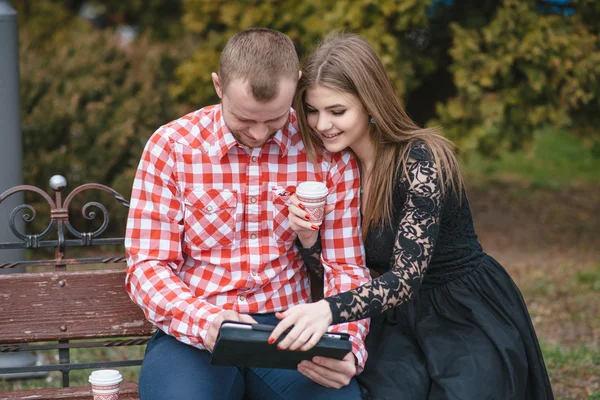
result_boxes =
[205,310,257,352]
[297,352,357,388]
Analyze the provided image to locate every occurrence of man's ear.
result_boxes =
[298,70,302,81]
[212,72,223,99]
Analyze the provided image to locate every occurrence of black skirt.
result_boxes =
[357,257,554,400]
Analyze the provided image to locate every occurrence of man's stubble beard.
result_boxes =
[231,129,279,149]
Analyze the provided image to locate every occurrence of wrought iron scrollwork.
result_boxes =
[0,175,130,257]
[60,183,129,242]
[1,186,57,247]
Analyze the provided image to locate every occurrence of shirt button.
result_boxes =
[239,295,245,302]
[250,197,257,203]
[206,205,213,211]
[251,270,258,277]
[251,156,257,162]
[250,234,257,240]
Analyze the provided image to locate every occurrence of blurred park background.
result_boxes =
[1,0,599,398]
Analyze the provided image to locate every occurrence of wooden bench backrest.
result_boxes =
[0,177,153,391]
[0,269,153,344]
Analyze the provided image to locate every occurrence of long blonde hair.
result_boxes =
[294,33,463,239]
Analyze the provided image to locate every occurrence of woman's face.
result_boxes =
[304,84,371,154]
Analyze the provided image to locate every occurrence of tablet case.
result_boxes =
[210,321,352,370]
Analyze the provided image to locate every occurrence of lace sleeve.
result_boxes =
[325,145,443,324]
[295,234,325,301]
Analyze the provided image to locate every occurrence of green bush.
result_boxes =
[172,0,437,108]
[175,0,600,155]
[434,0,600,154]
[19,5,181,233]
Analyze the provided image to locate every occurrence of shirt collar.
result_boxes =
[212,105,294,159]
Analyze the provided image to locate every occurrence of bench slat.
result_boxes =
[0,382,139,400]
[0,269,154,343]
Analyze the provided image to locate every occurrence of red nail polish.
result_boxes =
[311,225,319,231]
[268,338,275,344]
[305,213,311,220]
[298,203,306,210]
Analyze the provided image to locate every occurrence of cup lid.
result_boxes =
[296,181,328,199]
[89,369,123,385]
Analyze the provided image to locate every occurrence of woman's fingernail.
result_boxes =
[298,203,306,210]
[305,213,311,220]
[268,338,275,344]
[311,225,319,231]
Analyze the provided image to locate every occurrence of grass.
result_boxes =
[462,127,600,189]
[510,257,599,399]
[541,341,600,400]
[575,266,600,292]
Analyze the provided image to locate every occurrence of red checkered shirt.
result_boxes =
[125,105,371,370]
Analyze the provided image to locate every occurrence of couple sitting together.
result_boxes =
[125,28,554,399]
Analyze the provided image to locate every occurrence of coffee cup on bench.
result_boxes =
[89,369,123,400]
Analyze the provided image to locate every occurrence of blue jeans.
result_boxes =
[139,313,361,400]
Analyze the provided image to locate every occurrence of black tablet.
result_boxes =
[210,321,352,370]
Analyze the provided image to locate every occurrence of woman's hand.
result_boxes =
[288,194,320,247]
[288,194,334,248]
[268,300,333,351]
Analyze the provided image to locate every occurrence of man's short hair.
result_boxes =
[219,28,299,102]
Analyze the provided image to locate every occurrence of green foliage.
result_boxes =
[19,6,181,232]
[15,0,185,41]
[13,0,90,50]
[434,0,600,154]
[175,0,600,155]
[14,0,600,234]
[172,0,436,108]
[76,0,185,40]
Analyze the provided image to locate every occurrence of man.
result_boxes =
[125,28,370,400]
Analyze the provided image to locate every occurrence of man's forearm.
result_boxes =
[125,257,224,349]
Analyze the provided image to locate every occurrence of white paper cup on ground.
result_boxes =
[296,181,329,226]
[89,369,123,400]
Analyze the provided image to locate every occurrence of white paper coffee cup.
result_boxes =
[296,181,328,225]
[89,369,123,400]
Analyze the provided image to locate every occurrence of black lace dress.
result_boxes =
[302,143,553,399]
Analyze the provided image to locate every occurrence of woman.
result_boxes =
[269,33,553,399]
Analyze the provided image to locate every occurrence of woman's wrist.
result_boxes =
[295,232,321,255]
[317,299,334,325]
[322,297,342,325]
[296,232,319,249]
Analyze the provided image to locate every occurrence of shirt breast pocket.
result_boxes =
[183,189,237,250]
[270,185,296,244]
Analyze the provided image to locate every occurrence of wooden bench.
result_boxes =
[0,176,155,400]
